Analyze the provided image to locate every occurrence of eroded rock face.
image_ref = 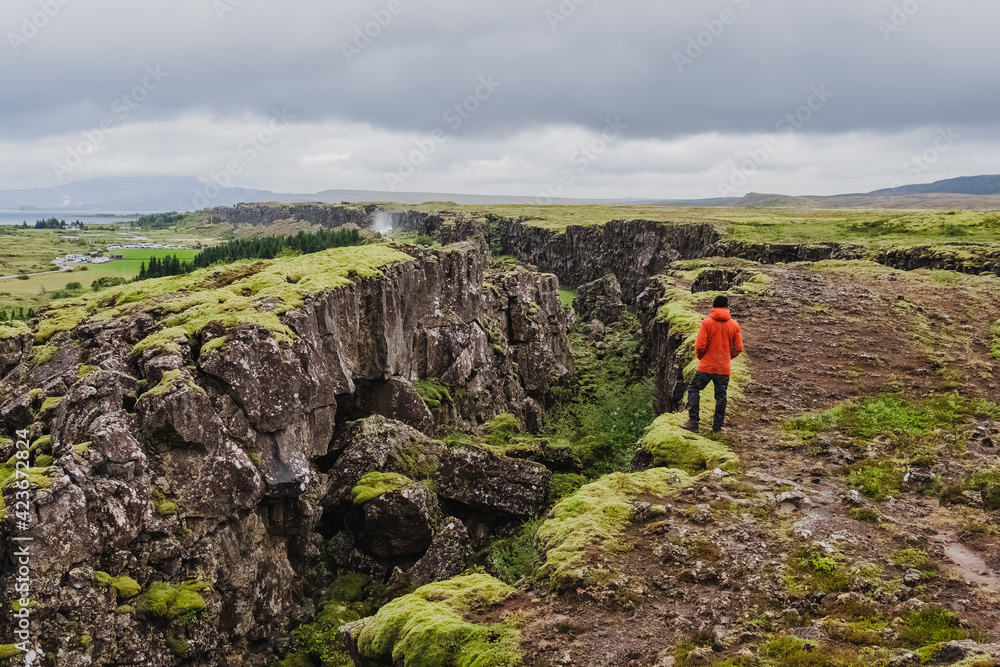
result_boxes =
[0,243,573,666]
[499,218,720,302]
[573,274,625,324]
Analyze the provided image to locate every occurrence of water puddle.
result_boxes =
[943,542,999,589]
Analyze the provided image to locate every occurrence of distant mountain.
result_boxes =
[870,175,1000,196]
[737,192,820,209]
[0,176,278,212]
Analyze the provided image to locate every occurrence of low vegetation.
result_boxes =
[536,468,693,588]
[352,574,521,667]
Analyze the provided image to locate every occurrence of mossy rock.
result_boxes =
[639,413,740,473]
[537,468,694,588]
[354,574,520,667]
[135,581,211,622]
[150,486,178,517]
[94,571,141,600]
[351,472,414,505]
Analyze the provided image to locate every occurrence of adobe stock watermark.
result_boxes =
[341,0,411,64]
[9,429,37,659]
[878,0,930,41]
[8,0,73,54]
[534,116,629,203]
[715,85,834,197]
[673,0,752,73]
[51,66,169,183]
[192,107,296,208]
[213,0,244,21]
[546,0,588,32]
[383,75,502,191]
[877,127,959,201]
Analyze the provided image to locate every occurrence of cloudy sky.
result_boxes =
[2,0,998,200]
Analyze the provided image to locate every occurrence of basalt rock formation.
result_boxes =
[0,242,571,666]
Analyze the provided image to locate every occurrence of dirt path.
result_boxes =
[509,264,1000,666]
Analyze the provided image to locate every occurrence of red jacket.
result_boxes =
[695,308,743,376]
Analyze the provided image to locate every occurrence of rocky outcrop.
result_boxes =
[637,280,691,414]
[715,240,867,265]
[204,202,377,228]
[573,274,625,324]
[0,243,572,666]
[499,218,720,302]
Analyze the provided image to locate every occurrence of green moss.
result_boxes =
[38,396,62,418]
[351,472,413,505]
[0,644,22,659]
[558,289,574,307]
[0,320,29,340]
[823,617,888,645]
[34,454,53,467]
[287,573,374,667]
[898,608,971,647]
[483,413,520,448]
[115,605,135,615]
[142,369,205,399]
[891,548,930,569]
[33,245,412,351]
[640,414,740,472]
[31,344,57,367]
[488,519,542,585]
[280,652,315,667]
[76,364,97,378]
[536,468,694,588]
[165,632,189,657]
[29,435,51,453]
[785,546,852,595]
[991,320,1000,360]
[72,442,91,456]
[150,486,178,517]
[849,461,904,501]
[849,507,881,523]
[549,473,587,502]
[414,378,452,410]
[135,580,211,622]
[354,574,520,667]
[94,571,142,599]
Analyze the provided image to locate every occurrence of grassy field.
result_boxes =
[379,202,1000,245]
[0,225,216,313]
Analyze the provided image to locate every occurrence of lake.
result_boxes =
[0,210,141,226]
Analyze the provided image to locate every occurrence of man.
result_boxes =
[680,295,743,434]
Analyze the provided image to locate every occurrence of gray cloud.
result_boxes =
[1,0,998,197]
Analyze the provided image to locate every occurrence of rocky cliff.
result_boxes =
[499,218,720,302]
[0,242,572,666]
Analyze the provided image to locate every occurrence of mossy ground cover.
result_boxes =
[542,312,658,479]
[536,468,693,588]
[353,573,521,667]
[284,574,375,667]
[93,571,141,600]
[991,319,1000,360]
[32,244,413,355]
[639,413,740,472]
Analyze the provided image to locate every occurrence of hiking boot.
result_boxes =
[679,420,700,433]
[712,427,724,434]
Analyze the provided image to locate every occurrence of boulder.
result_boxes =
[407,517,474,587]
[573,274,625,324]
[355,482,441,556]
[354,377,436,434]
[325,416,442,505]
[436,446,550,516]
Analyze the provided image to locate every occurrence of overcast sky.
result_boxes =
[1,0,998,200]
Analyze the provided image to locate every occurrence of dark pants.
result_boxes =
[687,371,730,431]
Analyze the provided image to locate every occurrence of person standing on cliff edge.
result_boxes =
[680,295,743,434]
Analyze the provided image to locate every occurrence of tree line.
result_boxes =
[133,227,367,282]
[0,307,36,322]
